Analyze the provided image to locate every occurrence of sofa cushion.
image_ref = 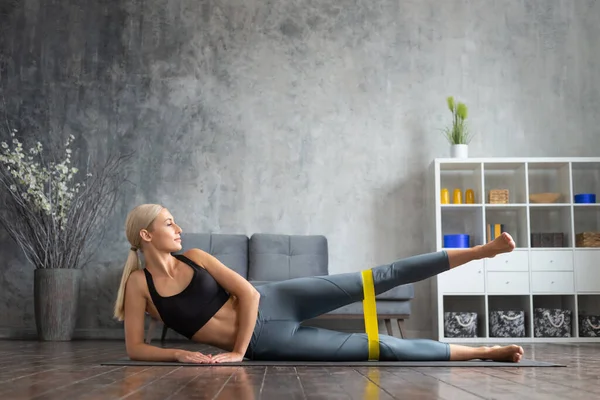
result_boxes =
[324,300,411,317]
[179,233,249,278]
[249,280,270,287]
[249,233,328,281]
[376,284,414,301]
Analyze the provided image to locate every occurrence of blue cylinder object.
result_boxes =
[444,234,470,248]
[574,193,596,204]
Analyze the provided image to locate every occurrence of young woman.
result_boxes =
[114,204,524,364]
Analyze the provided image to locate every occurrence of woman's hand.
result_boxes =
[210,352,245,363]
[175,350,215,364]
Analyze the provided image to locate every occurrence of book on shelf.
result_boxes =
[487,223,506,243]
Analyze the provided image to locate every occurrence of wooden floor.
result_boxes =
[1,340,599,399]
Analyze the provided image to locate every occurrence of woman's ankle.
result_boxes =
[480,346,493,359]
[472,245,488,260]
[449,344,491,361]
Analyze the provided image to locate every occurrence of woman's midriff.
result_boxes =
[145,295,245,351]
[189,296,242,351]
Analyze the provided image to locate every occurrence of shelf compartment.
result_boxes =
[483,162,527,204]
[530,249,573,271]
[571,161,600,203]
[487,271,530,295]
[529,206,572,248]
[527,162,571,204]
[485,249,529,272]
[574,206,600,248]
[438,260,484,294]
[531,271,574,294]
[443,295,486,338]
[440,163,483,204]
[441,206,484,247]
[485,206,528,248]
[488,295,531,338]
[531,250,575,294]
[577,295,600,337]
[532,295,576,338]
[574,250,600,292]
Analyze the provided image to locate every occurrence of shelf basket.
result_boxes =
[489,189,509,204]
[489,310,526,338]
[576,232,600,248]
[444,312,478,338]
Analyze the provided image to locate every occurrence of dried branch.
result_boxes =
[0,123,134,269]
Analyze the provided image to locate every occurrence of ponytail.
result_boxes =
[113,249,142,321]
[114,203,164,321]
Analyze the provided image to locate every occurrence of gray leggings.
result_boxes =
[244,250,452,361]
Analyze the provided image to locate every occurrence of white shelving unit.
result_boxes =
[430,157,600,343]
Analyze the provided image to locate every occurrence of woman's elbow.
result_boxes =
[246,285,260,301]
[126,348,137,360]
[233,282,260,301]
[126,342,145,361]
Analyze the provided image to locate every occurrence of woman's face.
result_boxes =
[143,208,183,253]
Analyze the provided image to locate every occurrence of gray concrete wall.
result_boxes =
[0,0,599,340]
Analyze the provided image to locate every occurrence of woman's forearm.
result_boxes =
[127,343,182,362]
[232,291,260,356]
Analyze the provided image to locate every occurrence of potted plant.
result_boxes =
[0,128,132,341]
[443,96,473,158]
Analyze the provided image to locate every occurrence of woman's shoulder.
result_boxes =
[178,248,209,269]
[124,269,150,302]
[128,269,148,288]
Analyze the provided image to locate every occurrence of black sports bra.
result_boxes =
[143,253,230,339]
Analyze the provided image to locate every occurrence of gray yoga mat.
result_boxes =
[101,358,565,367]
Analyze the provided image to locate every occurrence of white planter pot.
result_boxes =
[450,144,469,158]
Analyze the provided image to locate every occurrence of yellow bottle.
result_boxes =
[466,189,475,204]
[453,189,463,204]
[441,188,450,204]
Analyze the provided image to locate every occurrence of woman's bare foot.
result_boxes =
[482,232,516,258]
[485,345,524,362]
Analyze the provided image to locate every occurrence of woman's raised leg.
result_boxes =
[257,233,516,322]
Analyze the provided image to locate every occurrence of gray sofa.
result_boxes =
[145,233,414,343]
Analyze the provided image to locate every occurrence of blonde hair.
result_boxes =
[113,203,164,321]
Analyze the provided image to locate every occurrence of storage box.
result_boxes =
[489,310,526,338]
[444,312,478,338]
[489,189,509,204]
[443,234,470,248]
[574,193,596,203]
[531,232,565,247]
[576,232,600,248]
[534,308,572,337]
[579,315,600,337]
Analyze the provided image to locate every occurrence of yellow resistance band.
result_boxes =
[361,269,379,361]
